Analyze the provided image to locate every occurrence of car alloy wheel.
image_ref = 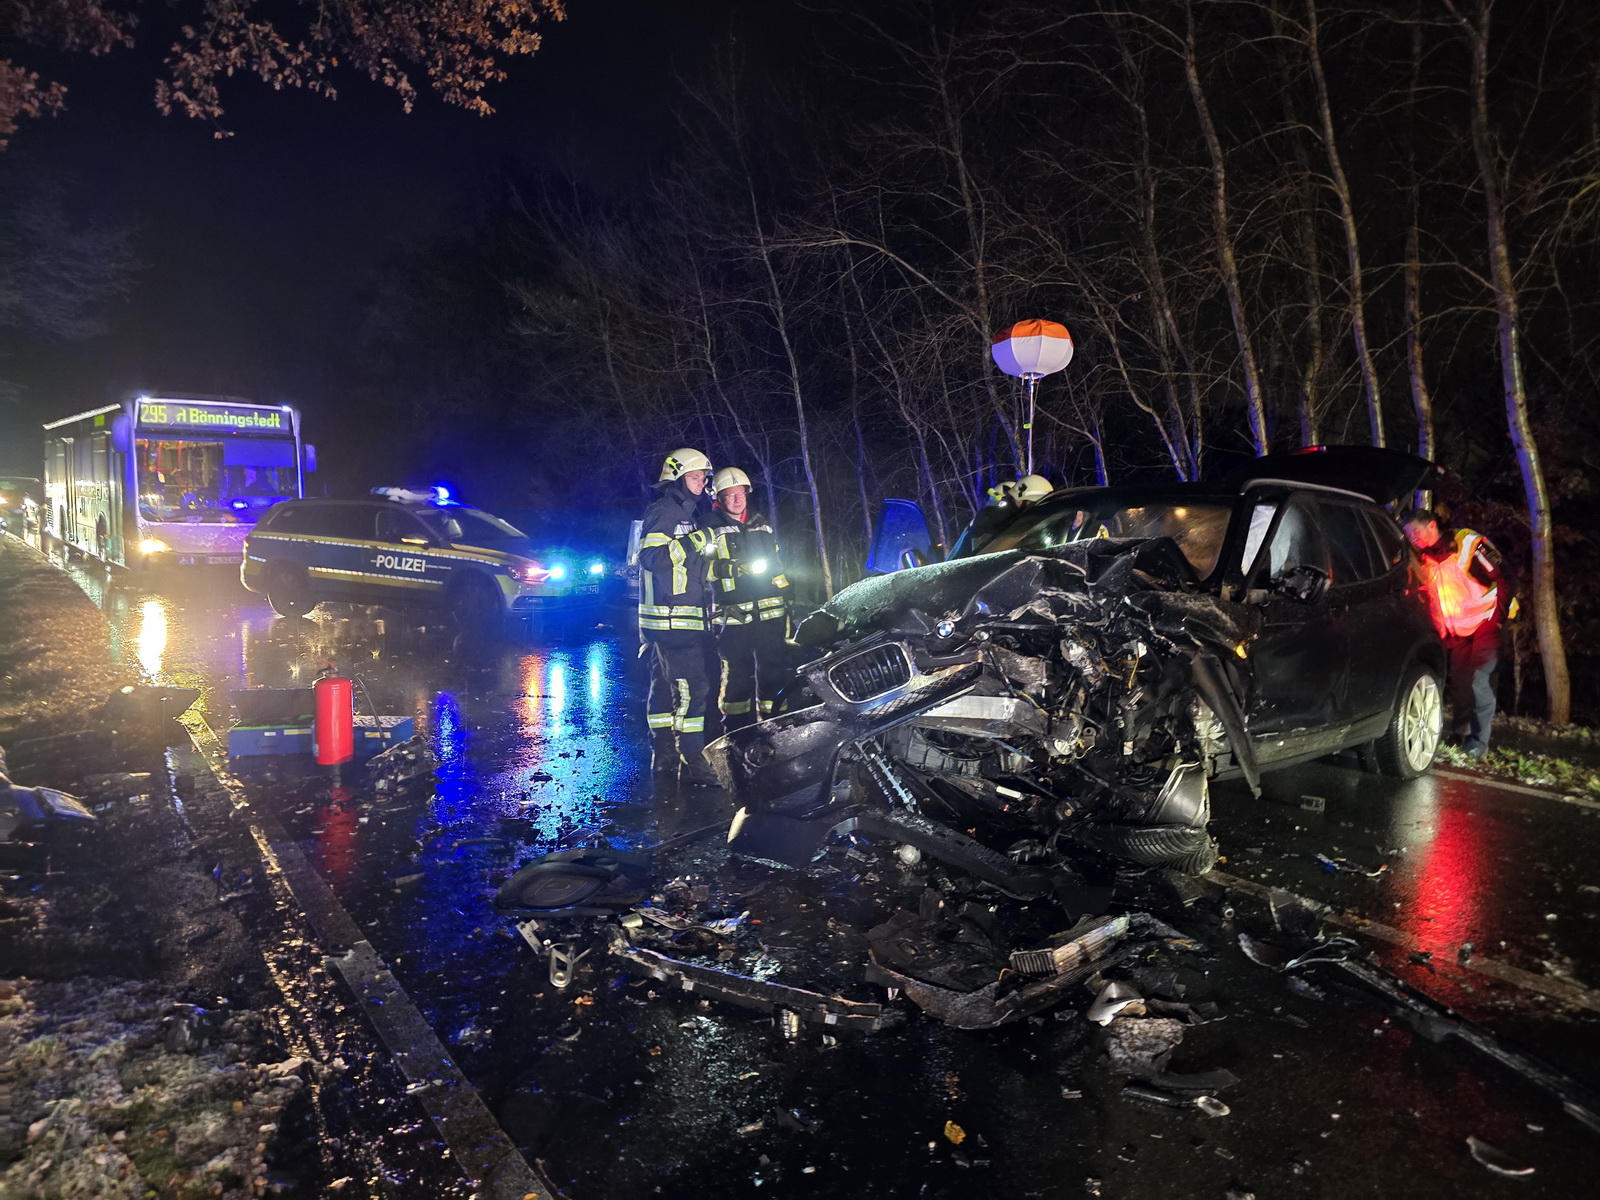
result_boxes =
[1398,670,1443,774]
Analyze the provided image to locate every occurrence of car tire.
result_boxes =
[264,563,314,618]
[449,573,504,636]
[1375,662,1444,779]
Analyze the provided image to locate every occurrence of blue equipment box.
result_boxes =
[227,714,415,760]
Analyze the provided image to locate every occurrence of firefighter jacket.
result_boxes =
[638,480,716,634]
[706,507,791,627]
[1419,528,1513,640]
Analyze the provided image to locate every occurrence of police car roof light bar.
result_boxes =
[371,485,450,505]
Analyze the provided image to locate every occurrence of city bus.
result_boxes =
[42,395,313,569]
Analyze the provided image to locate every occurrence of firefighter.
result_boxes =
[1402,508,1517,758]
[963,473,1053,551]
[707,467,792,731]
[639,448,720,785]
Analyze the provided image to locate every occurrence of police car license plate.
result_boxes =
[575,583,600,595]
[176,554,242,566]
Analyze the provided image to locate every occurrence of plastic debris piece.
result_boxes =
[1237,932,1291,970]
[1458,942,1475,966]
[1467,1136,1535,1177]
[1195,1095,1230,1118]
[944,1121,966,1145]
[776,1008,802,1041]
[738,1120,765,1136]
[1299,794,1326,812]
[1314,852,1385,877]
[1010,914,1132,977]
[1087,981,1145,1026]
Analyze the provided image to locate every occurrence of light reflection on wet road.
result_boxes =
[52,557,1600,1199]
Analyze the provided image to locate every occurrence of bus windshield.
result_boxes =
[136,438,297,523]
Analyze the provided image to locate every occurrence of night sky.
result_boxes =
[1,0,728,473]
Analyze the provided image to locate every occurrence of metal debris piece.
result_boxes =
[1087,981,1146,1026]
[548,942,591,989]
[776,1008,802,1040]
[1010,914,1132,977]
[608,928,885,1031]
[1467,1136,1535,1177]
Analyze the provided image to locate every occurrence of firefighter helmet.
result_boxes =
[713,467,752,493]
[1017,474,1053,502]
[659,448,713,483]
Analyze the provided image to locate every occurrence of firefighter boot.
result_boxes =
[676,733,719,787]
[650,731,678,776]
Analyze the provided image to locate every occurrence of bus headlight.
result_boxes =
[140,538,171,555]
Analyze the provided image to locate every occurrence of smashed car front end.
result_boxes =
[708,538,1260,880]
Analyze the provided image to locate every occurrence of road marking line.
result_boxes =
[1431,765,1600,813]
[1206,868,1600,1015]
[180,714,557,1200]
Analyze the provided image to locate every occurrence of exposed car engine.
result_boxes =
[708,537,1263,882]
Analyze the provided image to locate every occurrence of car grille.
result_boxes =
[828,643,913,703]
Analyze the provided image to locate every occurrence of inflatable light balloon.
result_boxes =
[990,319,1074,474]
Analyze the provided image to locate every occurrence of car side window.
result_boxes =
[263,506,306,533]
[1363,509,1409,574]
[308,505,375,540]
[1250,499,1326,584]
[377,508,432,545]
[1320,502,1380,586]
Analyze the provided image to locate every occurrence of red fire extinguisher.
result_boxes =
[314,673,355,766]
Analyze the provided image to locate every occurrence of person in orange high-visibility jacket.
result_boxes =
[1403,508,1517,758]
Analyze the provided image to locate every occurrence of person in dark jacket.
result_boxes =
[706,467,792,731]
[1402,508,1517,757]
[638,448,719,784]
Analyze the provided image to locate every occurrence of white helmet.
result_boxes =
[713,466,752,493]
[659,447,713,483]
[1017,474,1053,502]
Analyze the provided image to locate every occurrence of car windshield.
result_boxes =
[982,499,1234,577]
[416,506,527,547]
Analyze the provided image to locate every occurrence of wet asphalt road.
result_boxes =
[50,557,1600,1198]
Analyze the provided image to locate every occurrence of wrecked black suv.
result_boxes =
[708,447,1445,879]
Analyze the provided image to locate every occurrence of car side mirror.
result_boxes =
[1271,563,1330,603]
[900,548,929,570]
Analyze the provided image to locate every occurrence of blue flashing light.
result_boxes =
[587,560,605,576]
[231,498,249,510]
[433,483,454,504]
[548,562,568,581]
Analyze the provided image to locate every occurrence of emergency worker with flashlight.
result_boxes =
[638,448,720,785]
[707,467,791,731]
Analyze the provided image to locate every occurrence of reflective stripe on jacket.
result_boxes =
[638,484,713,633]
[707,509,790,627]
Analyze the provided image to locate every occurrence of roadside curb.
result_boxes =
[179,713,562,1200]
[1432,765,1600,813]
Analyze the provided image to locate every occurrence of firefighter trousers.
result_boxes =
[1444,625,1501,756]
[717,617,788,731]
[644,630,711,758]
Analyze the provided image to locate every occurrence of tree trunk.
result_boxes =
[1306,0,1384,446]
[1183,2,1270,455]
[1457,0,1570,723]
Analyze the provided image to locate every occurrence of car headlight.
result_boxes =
[548,562,568,581]
[588,560,605,576]
[140,538,171,555]
[512,561,551,584]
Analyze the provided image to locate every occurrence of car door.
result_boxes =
[370,506,442,603]
[307,504,376,601]
[1238,494,1349,765]
[1318,498,1394,726]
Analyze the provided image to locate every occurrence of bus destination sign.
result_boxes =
[137,401,289,434]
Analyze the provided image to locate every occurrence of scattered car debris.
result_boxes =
[1467,1135,1536,1177]
[1087,981,1146,1026]
[0,766,97,844]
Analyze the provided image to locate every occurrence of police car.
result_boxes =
[241,487,607,625]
